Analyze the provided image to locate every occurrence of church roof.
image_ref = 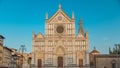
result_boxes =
[90,47,100,54]
[90,50,100,54]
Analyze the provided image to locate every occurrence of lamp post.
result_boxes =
[19,45,26,67]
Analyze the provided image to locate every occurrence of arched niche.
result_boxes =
[54,45,66,56]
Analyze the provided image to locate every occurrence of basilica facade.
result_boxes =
[31,5,89,68]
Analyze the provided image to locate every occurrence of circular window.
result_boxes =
[58,16,62,20]
[56,26,64,33]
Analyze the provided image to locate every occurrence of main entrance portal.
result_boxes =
[38,59,42,68]
[79,59,83,68]
[58,57,63,67]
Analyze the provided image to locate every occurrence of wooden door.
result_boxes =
[38,59,42,68]
[58,57,63,68]
[79,59,83,68]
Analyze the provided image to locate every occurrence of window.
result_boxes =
[68,58,73,64]
[111,60,116,68]
[48,41,53,46]
[67,41,72,46]
[47,58,52,64]
[0,50,2,53]
[112,63,116,68]
[104,66,106,68]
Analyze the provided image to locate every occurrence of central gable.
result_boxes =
[49,9,72,23]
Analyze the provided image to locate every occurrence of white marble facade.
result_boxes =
[31,5,89,68]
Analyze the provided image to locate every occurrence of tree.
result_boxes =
[109,47,112,54]
[109,44,120,54]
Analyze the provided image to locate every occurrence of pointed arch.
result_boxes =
[54,45,66,55]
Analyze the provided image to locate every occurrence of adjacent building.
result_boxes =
[0,35,14,67]
[0,35,18,68]
[93,54,120,68]
[31,5,89,68]
[0,35,31,68]
[0,35,5,66]
[89,47,100,68]
[90,47,120,68]
[3,46,13,67]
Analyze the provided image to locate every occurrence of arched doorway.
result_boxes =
[79,59,83,68]
[111,60,116,68]
[55,46,65,68]
[38,59,42,68]
[58,56,63,68]
[77,51,83,68]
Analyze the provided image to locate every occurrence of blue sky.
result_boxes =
[0,0,120,53]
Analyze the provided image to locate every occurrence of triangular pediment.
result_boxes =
[77,33,85,39]
[49,9,72,23]
[36,32,44,38]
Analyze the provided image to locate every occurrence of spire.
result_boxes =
[58,4,62,9]
[46,12,48,19]
[72,12,74,19]
[85,30,88,38]
[78,18,84,35]
[45,12,49,23]
[32,31,36,39]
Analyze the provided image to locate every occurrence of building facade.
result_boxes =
[0,35,15,68]
[3,47,13,67]
[89,47,120,68]
[94,54,120,68]
[31,5,89,68]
